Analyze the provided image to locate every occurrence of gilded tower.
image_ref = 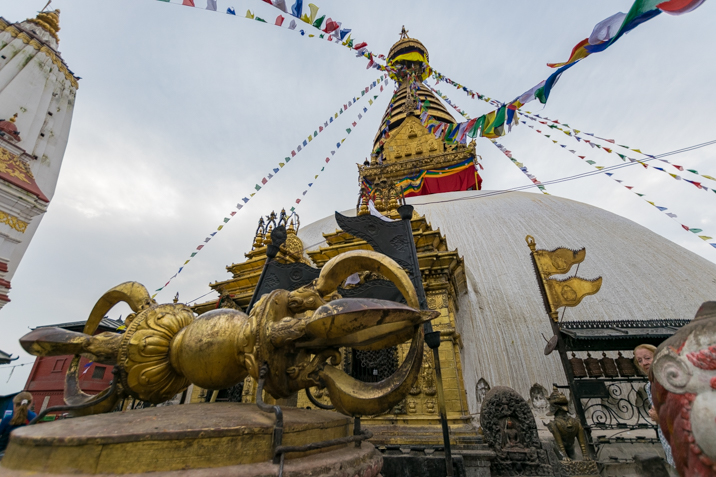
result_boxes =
[0,10,79,307]
[192,31,479,446]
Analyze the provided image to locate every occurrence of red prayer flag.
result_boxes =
[291,150,296,157]
[323,18,340,33]
[230,211,237,216]
[319,126,323,132]
[674,165,684,171]
[682,224,690,231]
[353,42,368,50]
[625,186,634,190]
[325,158,330,163]
[275,15,285,26]
[295,199,301,204]
[261,177,268,185]
[182,0,195,5]
[197,245,204,250]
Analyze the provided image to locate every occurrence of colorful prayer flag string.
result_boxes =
[491,140,549,195]
[290,78,390,212]
[524,117,716,250]
[152,74,388,298]
[522,112,716,187]
[521,114,716,195]
[154,0,386,70]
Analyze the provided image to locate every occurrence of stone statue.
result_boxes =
[529,383,549,412]
[544,386,590,461]
[652,301,716,477]
[480,386,555,476]
[20,250,438,418]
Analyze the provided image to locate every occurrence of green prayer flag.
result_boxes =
[223,218,230,223]
[255,184,261,191]
[687,169,699,174]
[468,115,486,138]
[346,128,352,134]
[586,160,596,165]
[690,228,704,233]
[313,15,325,28]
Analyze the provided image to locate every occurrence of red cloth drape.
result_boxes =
[405,168,482,197]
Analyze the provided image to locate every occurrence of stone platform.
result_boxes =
[0,403,382,476]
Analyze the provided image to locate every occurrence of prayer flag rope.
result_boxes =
[525,119,716,250]
[491,141,549,195]
[522,114,716,195]
[523,112,716,186]
[290,80,389,212]
[156,0,385,70]
[427,0,704,135]
[152,74,388,298]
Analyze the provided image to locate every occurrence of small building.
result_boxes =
[23,317,123,416]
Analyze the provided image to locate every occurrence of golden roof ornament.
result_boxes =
[27,9,61,43]
[399,26,409,40]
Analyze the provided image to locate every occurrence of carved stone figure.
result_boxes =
[544,386,590,461]
[476,377,490,409]
[480,386,554,476]
[20,250,438,418]
[529,383,549,411]
[652,301,716,477]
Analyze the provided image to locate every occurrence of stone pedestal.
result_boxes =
[0,403,382,477]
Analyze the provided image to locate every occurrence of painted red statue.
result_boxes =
[652,301,716,477]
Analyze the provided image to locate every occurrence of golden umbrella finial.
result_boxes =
[400,25,409,39]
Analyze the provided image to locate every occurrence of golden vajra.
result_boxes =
[21,250,437,417]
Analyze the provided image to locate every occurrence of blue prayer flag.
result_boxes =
[227,7,236,15]
[291,0,302,18]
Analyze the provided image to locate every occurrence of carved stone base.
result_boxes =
[560,459,599,476]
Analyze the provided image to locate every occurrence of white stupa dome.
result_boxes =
[298,190,716,415]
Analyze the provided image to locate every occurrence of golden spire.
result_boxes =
[27,9,61,43]
[8,113,17,123]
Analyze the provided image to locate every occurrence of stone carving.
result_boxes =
[407,399,417,413]
[421,348,436,396]
[480,386,554,476]
[476,377,490,409]
[544,386,590,461]
[425,398,436,414]
[529,383,549,411]
[652,301,716,477]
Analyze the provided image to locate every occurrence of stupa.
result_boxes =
[0,10,79,307]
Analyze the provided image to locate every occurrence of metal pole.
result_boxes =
[398,205,453,477]
[425,328,454,477]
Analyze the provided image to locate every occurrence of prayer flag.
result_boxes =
[183,0,195,5]
[223,217,230,223]
[206,0,217,10]
[261,178,268,185]
[246,10,254,18]
[242,197,249,203]
[291,0,302,18]
[217,225,224,230]
[255,184,261,191]
[197,245,205,250]
[279,163,285,168]
[275,15,285,26]
[274,0,288,12]
[273,168,279,173]
[288,19,297,29]
[227,7,236,15]
[296,198,301,204]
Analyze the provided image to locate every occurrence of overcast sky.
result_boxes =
[0,0,714,393]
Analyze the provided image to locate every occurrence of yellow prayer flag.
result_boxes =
[552,140,558,144]
[632,148,643,153]
[595,166,604,170]
[341,139,345,143]
[315,175,319,179]
[245,10,254,18]
[515,162,523,167]
[702,175,716,180]
[151,293,157,299]
[184,260,190,265]
[669,173,678,179]
[279,162,285,168]
[369,100,373,105]
[647,201,655,206]
[307,3,319,23]
[573,129,580,134]
[309,34,314,38]
[699,236,713,241]
[250,193,255,197]
[334,113,338,119]
[217,226,223,231]
[308,136,312,142]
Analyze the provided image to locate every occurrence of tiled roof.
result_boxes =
[35,317,124,332]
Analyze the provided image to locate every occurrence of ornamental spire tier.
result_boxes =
[361,31,481,217]
[0,10,79,308]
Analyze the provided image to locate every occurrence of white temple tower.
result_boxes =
[0,10,78,308]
